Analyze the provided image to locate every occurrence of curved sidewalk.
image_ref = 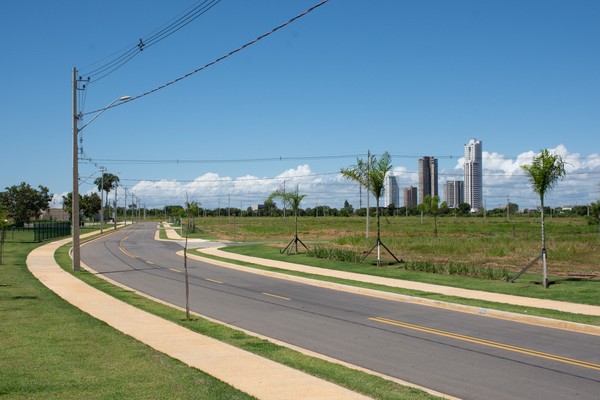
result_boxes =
[26,236,370,400]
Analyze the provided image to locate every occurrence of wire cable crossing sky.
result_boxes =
[81,0,331,117]
[1,1,599,210]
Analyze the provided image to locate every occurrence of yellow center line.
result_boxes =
[206,278,223,284]
[118,244,138,259]
[146,260,155,265]
[262,292,291,301]
[370,317,600,371]
[169,268,182,273]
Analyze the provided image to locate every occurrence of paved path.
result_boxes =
[26,234,370,400]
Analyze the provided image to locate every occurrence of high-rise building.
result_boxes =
[418,156,438,203]
[444,180,464,208]
[404,186,418,208]
[384,174,400,207]
[464,139,483,211]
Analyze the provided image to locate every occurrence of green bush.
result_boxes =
[307,245,362,263]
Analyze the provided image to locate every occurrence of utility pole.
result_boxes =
[124,187,128,227]
[366,149,370,239]
[72,67,80,271]
[100,166,105,233]
[114,185,118,230]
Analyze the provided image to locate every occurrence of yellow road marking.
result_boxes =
[169,268,182,273]
[262,292,291,301]
[206,278,223,284]
[146,260,154,265]
[370,317,600,371]
[118,244,137,259]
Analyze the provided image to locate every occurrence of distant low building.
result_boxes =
[41,208,70,221]
[251,204,265,212]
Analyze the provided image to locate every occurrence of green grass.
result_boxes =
[194,245,600,326]
[190,215,600,275]
[0,240,255,400]
[53,242,440,400]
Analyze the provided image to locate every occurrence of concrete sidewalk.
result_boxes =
[26,235,372,400]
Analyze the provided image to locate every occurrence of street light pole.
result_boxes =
[71,65,130,271]
[72,68,80,271]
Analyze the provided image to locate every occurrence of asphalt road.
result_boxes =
[81,222,600,400]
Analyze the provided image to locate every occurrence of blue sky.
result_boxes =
[1,0,599,210]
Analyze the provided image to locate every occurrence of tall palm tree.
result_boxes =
[94,172,120,214]
[268,185,307,254]
[341,151,401,266]
[521,149,566,288]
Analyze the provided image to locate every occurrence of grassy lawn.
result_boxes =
[51,242,441,400]
[218,244,600,306]
[187,215,600,276]
[0,240,254,400]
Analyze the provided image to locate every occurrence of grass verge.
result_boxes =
[193,245,600,326]
[54,242,441,400]
[0,240,254,400]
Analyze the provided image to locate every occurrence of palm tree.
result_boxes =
[94,172,120,220]
[268,185,307,254]
[341,151,401,266]
[521,149,566,288]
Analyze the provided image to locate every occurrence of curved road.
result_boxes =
[81,223,600,400]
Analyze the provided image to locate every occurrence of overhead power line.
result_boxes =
[79,0,222,84]
[83,0,331,116]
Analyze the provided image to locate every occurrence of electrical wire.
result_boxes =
[83,0,331,116]
[79,0,222,84]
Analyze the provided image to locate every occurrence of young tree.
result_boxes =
[420,194,441,237]
[268,185,307,254]
[185,200,200,233]
[521,149,566,288]
[341,152,400,266]
[0,182,52,226]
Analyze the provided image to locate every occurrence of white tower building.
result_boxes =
[464,139,483,211]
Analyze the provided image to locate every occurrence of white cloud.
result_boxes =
[449,145,600,207]
[54,146,598,210]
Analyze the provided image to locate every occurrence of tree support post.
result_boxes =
[281,234,309,255]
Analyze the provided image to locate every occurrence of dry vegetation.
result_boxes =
[189,215,600,277]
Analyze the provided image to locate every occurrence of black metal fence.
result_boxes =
[1,221,71,243]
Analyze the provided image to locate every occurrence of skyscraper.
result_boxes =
[464,139,483,211]
[444,180,464,208]
[418,156,438,203]
[404,186,418,208]
[384,174,400,207]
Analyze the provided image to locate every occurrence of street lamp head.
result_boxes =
[119,96,132,101]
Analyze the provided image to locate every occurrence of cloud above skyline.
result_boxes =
[51,145,599,211]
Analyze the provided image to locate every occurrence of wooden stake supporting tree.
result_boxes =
[268,186,308,255]
[341,152,401,266]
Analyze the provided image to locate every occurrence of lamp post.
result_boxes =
[72,67,130,271]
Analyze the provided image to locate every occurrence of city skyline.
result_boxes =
[1,1,599,211]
